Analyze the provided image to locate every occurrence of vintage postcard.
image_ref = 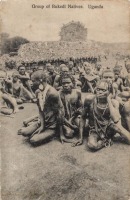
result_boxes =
[0,0,130,200]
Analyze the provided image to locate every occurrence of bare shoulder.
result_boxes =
[35,89,40,95]
[123,100,130,114]
[54,71,59,75]
[54,75,60,81]
[84,93,95,106]
[73,88,81,95]
[112,82,118,89]
[111,99,119,108]
[48,86,59,98]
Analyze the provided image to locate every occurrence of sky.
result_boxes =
[1,0,130,43]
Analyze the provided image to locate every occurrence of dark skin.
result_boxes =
[103,71,130,132]
[5,74,34,101]
[18,66,30,80]
[47,65,58,86]
[68,62,75,75]
[73,83,130,149]
[122,65,130,92]
[118,64,130,131]
[79,65,99,93]
[102,71,118,99]
[18,66,35,98]
[59,78,82,144]
[53,66,70,90]
[0,81,19,113]
[113,68,124,92]
[94,64,103,78]
[29,74,64,145]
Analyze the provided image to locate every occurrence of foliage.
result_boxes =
[59,21,87,42]
[1,33,29,55]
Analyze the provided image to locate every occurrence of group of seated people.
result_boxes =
[1,59,130,151]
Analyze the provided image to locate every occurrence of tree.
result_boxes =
[1,32,9,42]
[1,33,29,55]
[59,21,87,42]
[0,33,10,55]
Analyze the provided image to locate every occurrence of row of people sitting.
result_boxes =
[17,60,130,151]
[0,60,129,111]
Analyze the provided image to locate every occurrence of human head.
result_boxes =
[96,63,102,71]
[61,75,73,92]
[31,71,48,90]
[113,65,122,78]
[126,62,130,73]
[32,64,37,72]
[0,70,6,81]
[47,64,54,74]
[12,72,19,82]
[18,65,26,75]
[68,61,74,70]
[46,63,51,71]
[37,66,44,71]
[46,63,51,68]
[0,70,6,90]
[102,70,114,85]
[60,64,69,76]
[96,81,109,99]
[83,62,92,75]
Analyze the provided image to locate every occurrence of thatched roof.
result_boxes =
[18,41,102,62]
[0,41,130,68]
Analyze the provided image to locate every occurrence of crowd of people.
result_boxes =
[0,59,130,151]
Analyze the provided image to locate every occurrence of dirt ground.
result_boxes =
[1,102,130,200]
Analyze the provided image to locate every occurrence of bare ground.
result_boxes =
[1,103,130,200]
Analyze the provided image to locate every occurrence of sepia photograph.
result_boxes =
[0,0,130,199]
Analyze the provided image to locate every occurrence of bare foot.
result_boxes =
[13,108,19,113]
